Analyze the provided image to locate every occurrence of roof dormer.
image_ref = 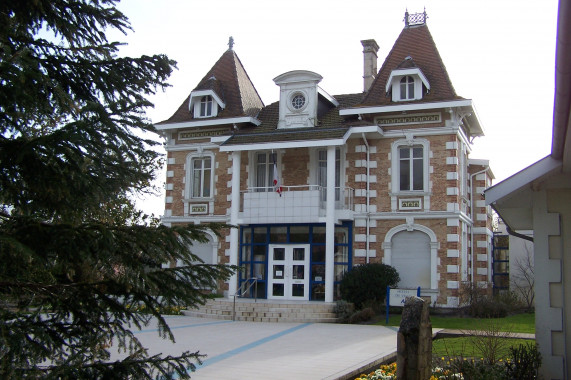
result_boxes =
[189,86,226,119]
[273,70,323,129]
[386,57,430,102]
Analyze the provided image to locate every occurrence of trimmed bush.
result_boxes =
[340,263,400,310]
[469,298,508,318]
[348,307,376,324]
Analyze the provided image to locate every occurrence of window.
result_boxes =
[190,156,212,198]
[200,95,213,117]
[255,152,277,191]
[291,94,306,110]
[317,148,340,201]
[400,76,415,100]
[386,68,429,102]
[399,146,423,191]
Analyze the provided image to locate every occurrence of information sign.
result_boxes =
[386,286,421,324]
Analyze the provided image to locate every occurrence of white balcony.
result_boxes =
[240,185,354,224]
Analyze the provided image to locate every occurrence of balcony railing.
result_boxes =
[240,185,354,223]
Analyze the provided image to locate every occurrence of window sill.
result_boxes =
[390,191,430,196]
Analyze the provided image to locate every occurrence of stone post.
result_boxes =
[396,296,432,380]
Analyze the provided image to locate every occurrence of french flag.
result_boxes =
[273,158,282,196]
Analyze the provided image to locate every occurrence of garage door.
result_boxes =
[391,230,430,289]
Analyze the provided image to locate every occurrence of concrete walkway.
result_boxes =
[434,329,535,340]
[129,315,398,380]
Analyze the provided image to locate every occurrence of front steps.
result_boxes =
[182,298,339,323]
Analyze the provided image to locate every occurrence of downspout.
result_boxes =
[506,224,534,242]
[469,167,489,284]
[362,133,371,263]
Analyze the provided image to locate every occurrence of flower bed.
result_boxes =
[354,343,541,380]
[354,363,396,380]
[353,362,460,380]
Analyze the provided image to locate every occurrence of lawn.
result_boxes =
[379,312,535,334]
[432,336,532,357]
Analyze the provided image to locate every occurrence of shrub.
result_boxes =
[340,263,400,310]
[348,307,376,324]
[505,342,541,379]
[451,358,507,380]
[469,298,508,318]
[469,320,515,364]
[495,290,525,311]
[334,300,354,323]
[459,282,509,318]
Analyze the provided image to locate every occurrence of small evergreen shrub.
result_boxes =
[334,300,354,323]
[348,307,376,324]
[340,263,400,309]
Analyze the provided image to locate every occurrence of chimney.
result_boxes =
[361,39,379,92]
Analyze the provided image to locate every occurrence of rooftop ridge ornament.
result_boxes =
[404,8,428,27]
[228,36,234,51]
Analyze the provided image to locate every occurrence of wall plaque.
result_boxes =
[190,204,208,214]
[399,198,422,210]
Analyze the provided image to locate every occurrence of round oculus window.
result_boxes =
[291,94,306,110]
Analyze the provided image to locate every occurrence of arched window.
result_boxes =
[200,95,213,117]
[400,76,415,100]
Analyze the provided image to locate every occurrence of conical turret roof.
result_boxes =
[158,48,264,124]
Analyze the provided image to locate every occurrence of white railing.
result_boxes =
[241,185,354,211]
[233,278,258,321]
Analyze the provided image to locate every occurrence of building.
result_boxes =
[492,220,534,305]
[484,0,571,378]
[157,11,493,309]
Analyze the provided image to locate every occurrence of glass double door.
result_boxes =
[268,245,309,300]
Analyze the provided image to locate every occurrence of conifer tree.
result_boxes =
[0,1,234,378]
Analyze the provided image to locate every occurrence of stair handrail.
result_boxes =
[232,277,258,321]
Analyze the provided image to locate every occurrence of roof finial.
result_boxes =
[228,36,234,51]
[404,8,428,27]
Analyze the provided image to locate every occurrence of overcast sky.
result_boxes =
[109,0,559,216]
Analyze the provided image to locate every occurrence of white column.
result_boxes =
[532,190,564,379]
[228,151,241,298]
[325,146,336,302]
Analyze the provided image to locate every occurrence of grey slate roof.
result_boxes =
[221,93,366,146]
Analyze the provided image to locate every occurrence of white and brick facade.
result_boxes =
[157,13,493,308]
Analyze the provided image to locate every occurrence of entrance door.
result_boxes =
[268,245,310,300]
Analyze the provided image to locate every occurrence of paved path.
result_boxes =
[130,316,398,380]
[434,329,535,340]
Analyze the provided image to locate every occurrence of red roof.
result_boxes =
[158,49,264,124]
[361,23,461,106]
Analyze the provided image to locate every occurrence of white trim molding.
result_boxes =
[155,116,261,131]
